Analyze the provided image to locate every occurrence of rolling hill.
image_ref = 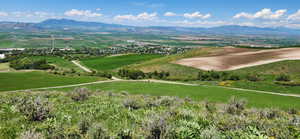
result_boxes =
[1,19,300,36]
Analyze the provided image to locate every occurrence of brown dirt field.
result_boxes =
[175,47,300,71]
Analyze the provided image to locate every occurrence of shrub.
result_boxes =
[200,126,222,139]
[78,118,91,134]
[87,123,108,139]
[205,101,217,113]
[123,98,142,110]
[145,116,169,139]
[228,74,240,81]
[117,129,132,139]
[246,74,261,82]
[275,74,291,82]
[225,97,247,115]
[19,130,44,139]
[17,96,52,121]
[69,88,91,101]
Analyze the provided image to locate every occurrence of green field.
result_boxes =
[0,71,103,92]
[0,63,9,71]
[53,81,300,109]
[131,48,216,80]
[81,54,163,71]
[27,56,84,72]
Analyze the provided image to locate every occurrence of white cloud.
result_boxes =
[96,8,101,11]
[0,12,8,16]
[233,8,287,20]
[164,12,177,17]
[64,9,102,17]
[114,12,157,21]
[183,12,211,19]
[288,10,300,21]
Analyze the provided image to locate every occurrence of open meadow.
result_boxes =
[0,71,103,92]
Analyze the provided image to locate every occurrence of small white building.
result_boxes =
[0,54,5,59]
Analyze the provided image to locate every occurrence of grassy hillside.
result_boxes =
[53,81,300,109]
[0,63,9,71]
[131,48,218,80]
[234,60,300,76]
[80,54,163,71]
[1,89,299,138]
[0,71,103,92]
[27,56,84,72]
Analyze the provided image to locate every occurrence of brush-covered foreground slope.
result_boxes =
[0,89,299,138]
[80,54,163,71]
[53,81,300,109]
[0,71,103,92]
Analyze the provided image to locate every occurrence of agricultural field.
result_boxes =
[176,47,300,71]
[0,71,103,92]
[80,54,163,71]
[131,47,217,80]
[53,81,300,109]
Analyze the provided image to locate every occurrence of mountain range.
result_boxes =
[1,18,300,36]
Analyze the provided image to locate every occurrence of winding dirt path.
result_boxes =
[72,61,92,73]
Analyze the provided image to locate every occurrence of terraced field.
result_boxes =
[81,54,163,71]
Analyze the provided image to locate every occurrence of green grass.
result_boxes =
[0,63,9,71]
[132,48,217,80]
[81,54,163,71]
[53,81,300,109]
[234,60,300,76]
[0,71,103,92]
[27,56,84,72]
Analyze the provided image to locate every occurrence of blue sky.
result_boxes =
[0,0,300,28]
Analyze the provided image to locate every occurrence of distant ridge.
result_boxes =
[1,18,300,36]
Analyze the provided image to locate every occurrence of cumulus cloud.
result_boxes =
[164,12,177,17]
[233,8,287,20]
[0,12,8,16]
[64,9,102,17]
[183,12,211,19]
[114,12,157,21]
[288,10,300,21]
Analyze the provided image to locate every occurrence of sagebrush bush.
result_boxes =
[117,129,132,139]
[17,96,52,121]
[225,97,247,115]
[19,130,44,139]
[78,118,91,134]
[144,115,170,139]
[69,88,91,101]
[87,123,108,139]
[205,101,217,113]
[123,98,142,110]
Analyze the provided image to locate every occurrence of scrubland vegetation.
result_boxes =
[0,88,299,138]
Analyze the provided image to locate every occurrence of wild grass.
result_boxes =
[0,89,299,138]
